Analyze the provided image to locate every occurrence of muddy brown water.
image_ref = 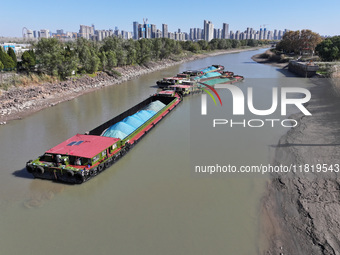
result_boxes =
[0,49,314,255]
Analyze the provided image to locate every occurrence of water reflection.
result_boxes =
[0,49,313,255]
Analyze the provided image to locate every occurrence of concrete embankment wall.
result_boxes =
[288,60,318,77]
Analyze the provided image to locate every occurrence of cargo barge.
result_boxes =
[26,93,181,184]
[156,65,224,88]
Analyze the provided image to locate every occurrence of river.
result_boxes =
[0,49,314,254]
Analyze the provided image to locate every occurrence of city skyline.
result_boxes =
[21,21,287,42]
[1,0,339,38]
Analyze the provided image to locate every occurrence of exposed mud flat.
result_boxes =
[262,77,340,255]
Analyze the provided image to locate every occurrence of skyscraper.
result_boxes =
[79,25,94,39]
[151,24,156,38]
[144,23,151,38]
[222,23,229,39]
[133,21,139,40]
[40,29,50,38]
[162,24,168,38]
[138,24,145,38]
[203,20,214,41]
[190,28,194,41]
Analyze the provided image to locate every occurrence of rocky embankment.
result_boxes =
[262,76,340,254]
[0,58,190,123]
[0,47,265,124]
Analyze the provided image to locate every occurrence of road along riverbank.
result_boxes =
[253,51,340,254]
[0,47,266,124]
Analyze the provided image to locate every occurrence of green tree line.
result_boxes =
[0,47,17,70]
[315,36,340,61]
[2,37,267,79]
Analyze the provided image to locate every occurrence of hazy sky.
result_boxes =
[1,0,338,37]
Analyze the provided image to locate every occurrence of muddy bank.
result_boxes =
[251,49,288,69]
[262,76,340,254]
[252,49,340,254]
[0,47,265,124]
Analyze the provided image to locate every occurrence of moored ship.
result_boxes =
[156,65,224,88]
[26,93,181,184]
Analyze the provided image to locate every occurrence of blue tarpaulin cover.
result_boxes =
[200,66,217,73]
[195,72,222,80]
[102,101,166,140]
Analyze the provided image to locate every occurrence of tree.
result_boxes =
[125,40,137,65]
[87,49,100,73]
[231,40,241,48]
[276,30,321,54]
[300,29,322,54]
[198,40,209,51]
[137,39,152,64]
[58,45,78,79]
[106,50,117,69]
[208,39,219,50]
[21,50,36,72]
[152,38,162,60]
[7,47,17,67]
[35,38,64,76]
[159,38,173,59]
[315,36,340,61]
[75,38,100,73]
[99,51,107,71]
[0,60,4,70]
[247,39,258,47]
[0,48,16,69]
[116,47,126,66]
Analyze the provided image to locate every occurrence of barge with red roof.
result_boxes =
[26,93,181,184]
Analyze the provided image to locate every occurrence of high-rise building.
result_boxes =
[162,24,168,38]
[246,27,251,39]
[190,28,194,41]
[26,29,34,39]
[214,28,222,39]
[79,25,94,39]
[133,21,139,40]
[138,24,145,38]
[151,24,156,38]
[259,28,263,40]
[222,23,229,39]
[156,29,162,38]
[264,28,268,40]
[235,30,240,40]
[203,20,214,41]
[278,30,284,40]
[40,29,50,38]
[143,23,151,38]
[197,28,203,40]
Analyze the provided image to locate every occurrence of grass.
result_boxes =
[111,70,122,77]
[0,73,57,91]
[87,73,97,78]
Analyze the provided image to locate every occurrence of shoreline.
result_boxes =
[251,50,288,69]
[0,46,266,124]
[254,52,340,254]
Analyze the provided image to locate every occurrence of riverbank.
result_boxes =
[251,49,288,69]
[0,46,266,124]
[253,52,340,254]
